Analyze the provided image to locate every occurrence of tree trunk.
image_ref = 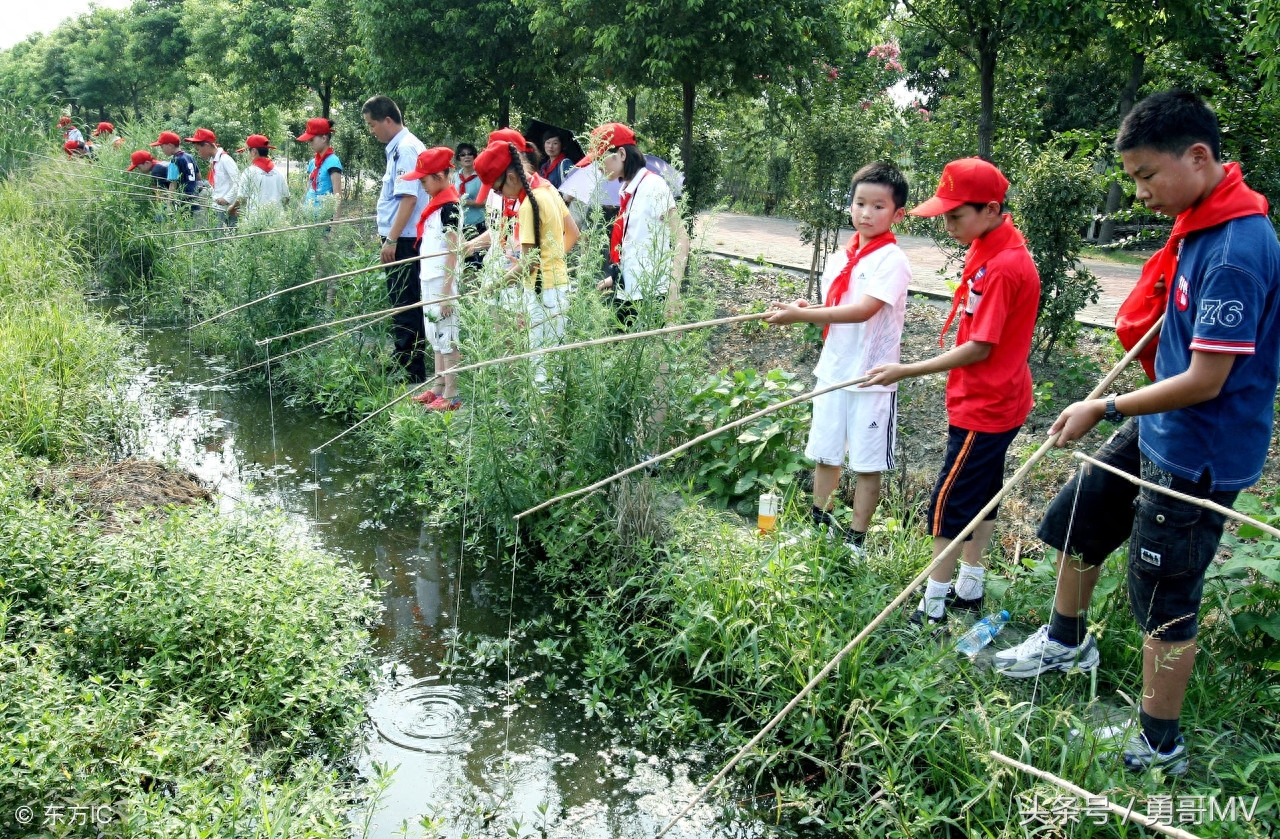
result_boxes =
[1097,51,1146,246]
[681,80,695,193]
[498,92,510,130]
[320,80,332,120]
[977,32,997,161]
[626,94,637,125]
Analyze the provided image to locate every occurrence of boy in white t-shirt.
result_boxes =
[768,162,912,556]
[400,147,465,411]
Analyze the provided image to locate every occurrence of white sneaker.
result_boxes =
[1075,723,1188,776]
[992,625,1100,678]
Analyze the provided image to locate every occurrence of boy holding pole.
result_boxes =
[862,157,1040,625]
[767,162,912,557]
[994,90,1279,775]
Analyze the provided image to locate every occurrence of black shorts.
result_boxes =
[1036,419,1238,642]
[927,425,1021,540]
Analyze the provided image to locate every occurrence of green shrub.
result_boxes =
[1016,150,1103,360]
[681,368,812,506]
[0,455,379,836]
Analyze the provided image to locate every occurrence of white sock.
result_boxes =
[955,564,985,600]
[922,578,951,619]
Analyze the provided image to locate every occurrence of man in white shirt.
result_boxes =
[187,127,240,227]
[363,95,430,383]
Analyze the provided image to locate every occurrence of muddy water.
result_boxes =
[123,320,759,839]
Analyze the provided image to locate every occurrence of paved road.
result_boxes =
[696,211,1140,327]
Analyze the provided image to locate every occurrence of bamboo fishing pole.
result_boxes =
[133,214,373,240]
[988,751,1202,839]
[310,309,781,454]
[653,314,1167,839]
[515,375,870,520]
[190,249,449,329]
[1074,451,1280,539]
[165,215,377,250]
[256,287,476,345]
[24,158,217,203]
[192,312,396,387]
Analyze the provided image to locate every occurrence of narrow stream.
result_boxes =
[120,316,760,839]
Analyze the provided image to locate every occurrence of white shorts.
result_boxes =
[421,274,458,355]
[805,384,897,473]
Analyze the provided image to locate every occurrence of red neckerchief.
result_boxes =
[415,185,460,245]
[1116,161,1270,379]
[251,156,275,174]
[939,214,1026,346]
[310,147,334,191]
[822,231,898,339]
[458,171,477,196]
[209,149,224,186]
[539,154,566,179]
[610,170,649,265]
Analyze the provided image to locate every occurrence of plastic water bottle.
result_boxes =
[955,610,1010,657]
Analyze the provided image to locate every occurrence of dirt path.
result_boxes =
[696,211,1142,327]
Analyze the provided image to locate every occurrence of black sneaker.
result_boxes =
[907,586,947,628]
[945,588,984,615]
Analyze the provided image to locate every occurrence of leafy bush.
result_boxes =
[681,368,811,506]
[1016,150,1103,360]
[1208,491,1280,670]
[0,454,379,836]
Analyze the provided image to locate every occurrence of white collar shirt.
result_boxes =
[378,127,429,237]
[615,170,678,302]
[209,148,240,204]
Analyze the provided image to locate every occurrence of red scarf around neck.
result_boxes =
[251,156,275,174]
[457,171,477,195]
[415,185,460,245]
[208,151,218,186]
[939,214,1026,346]
[822,231,898,339]
[1116,161,1270,379]
[539,153,566,179]
[310,147,334,191]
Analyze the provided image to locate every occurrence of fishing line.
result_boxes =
[264,342,281,496]
[1006,463,1086,822]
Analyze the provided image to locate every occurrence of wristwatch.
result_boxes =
[1104,394,1124,424]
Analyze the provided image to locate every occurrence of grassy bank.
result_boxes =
[1,122,381,837]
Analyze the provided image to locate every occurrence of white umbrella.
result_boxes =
[558,155,685,208]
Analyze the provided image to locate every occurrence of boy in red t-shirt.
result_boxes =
[863,157,1041,627]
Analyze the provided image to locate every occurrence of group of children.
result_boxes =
[359,95,689,411]
[59,116,126,158]
[81,89,1279,776]
[769,89,1279,776]
[113,120,342,221]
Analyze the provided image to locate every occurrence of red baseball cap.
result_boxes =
[57,115,72,126]
[184,127,218,145]
[473,140,516,188]
[150,131,182,147]
[577,123,637,167]
[488,128,535,154]
[910,157,1010,217]
[237,134,276,152]
[92,121,115,136]
[296,117,333,142]
[127,150,156,171]
[401,146,454,180]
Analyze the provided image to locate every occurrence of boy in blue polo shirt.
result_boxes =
[150,131,200,212]
[994,90,1278,776]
